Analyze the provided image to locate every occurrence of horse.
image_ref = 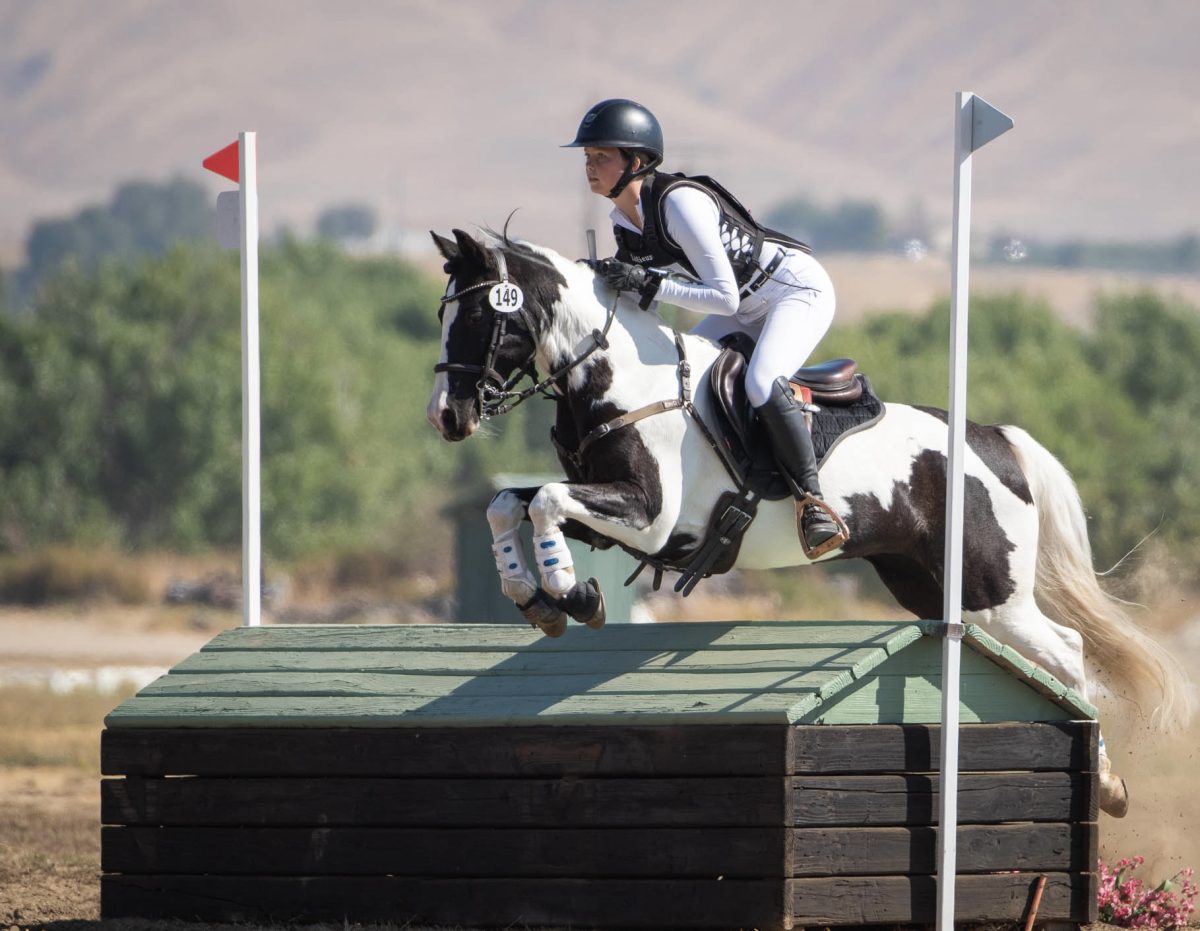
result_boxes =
[425,227,1192,818]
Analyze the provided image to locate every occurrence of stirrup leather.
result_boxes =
[795,494,850,560]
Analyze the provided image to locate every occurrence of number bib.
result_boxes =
[488,283,524,313]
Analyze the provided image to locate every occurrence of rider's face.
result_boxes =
[584,147,633,196]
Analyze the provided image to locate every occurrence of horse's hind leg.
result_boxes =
[974,598,1090,699]
[865,554,943,619]
[975,596,1128,816]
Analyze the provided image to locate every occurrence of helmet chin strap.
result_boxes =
[606,154,659,199]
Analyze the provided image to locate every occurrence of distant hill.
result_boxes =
[2,0,1198,264]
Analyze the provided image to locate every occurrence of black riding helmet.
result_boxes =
[563,98,664,198]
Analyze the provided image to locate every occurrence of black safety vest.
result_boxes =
[613,171,811,290]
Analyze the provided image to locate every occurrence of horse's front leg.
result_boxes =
[487,488,571,637]
[526,479,660,631]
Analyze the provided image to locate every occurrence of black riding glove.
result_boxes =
[591,258,664,309]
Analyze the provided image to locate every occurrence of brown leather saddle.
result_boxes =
[706,332,875,500]
[625,333,885,596]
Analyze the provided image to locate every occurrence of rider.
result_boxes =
[564,97,848,557]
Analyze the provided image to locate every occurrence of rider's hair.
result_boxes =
[619,148,651,173]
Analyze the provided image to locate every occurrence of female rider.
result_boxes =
[564,98,847,557]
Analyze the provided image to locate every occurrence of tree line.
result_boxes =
[820,290,1200,579]
[2,178,1197,583]
[2,235,1197,584]
[5,178,1196,312]
[0,238,559,562]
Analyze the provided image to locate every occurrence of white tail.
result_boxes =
[1002,425,1193,731]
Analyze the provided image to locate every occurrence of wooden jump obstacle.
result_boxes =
[101,619,1099,928]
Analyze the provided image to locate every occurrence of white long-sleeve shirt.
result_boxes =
[612,180,837,407]
[610,185,787,319]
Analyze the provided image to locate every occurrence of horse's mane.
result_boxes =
[477,226,623,321]
[478,225,572,279]
[471,222,650,331]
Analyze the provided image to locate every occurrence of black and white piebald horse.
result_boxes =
[426,228,1191,817]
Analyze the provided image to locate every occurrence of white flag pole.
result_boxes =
[238,131,262,627]
[937,92,1012,931]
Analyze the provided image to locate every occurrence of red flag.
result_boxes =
[202,140,240,183]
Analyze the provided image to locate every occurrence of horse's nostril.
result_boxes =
[441,408,458,433]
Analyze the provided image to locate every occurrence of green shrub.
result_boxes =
[0,547,150,605]
[822,291,1200,575]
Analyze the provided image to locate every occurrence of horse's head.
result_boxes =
[427,229,566,440]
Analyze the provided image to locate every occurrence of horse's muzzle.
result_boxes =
[427,372,478,440]
[435,399,479,441]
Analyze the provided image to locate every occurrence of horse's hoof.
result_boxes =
[519,590,568,638]
[554,577,605,629]
[536,614,568,637]
[1099,771,1130,818]
[583,577,605,630]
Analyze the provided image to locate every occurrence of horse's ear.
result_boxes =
[431,231,458,263]
[452,228,490,268]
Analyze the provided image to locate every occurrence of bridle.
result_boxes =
[433,245,618,418]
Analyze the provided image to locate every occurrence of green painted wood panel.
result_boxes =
[199,620,923,653]
[171,645,900,675]
[803,637,1080,724]
[104,621,1095,729]
[138,669,837,698]
[104,691,807,727]
[799,673,1074,724]
[914,625,1095,719]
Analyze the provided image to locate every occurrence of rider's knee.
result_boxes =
[745,367,775,408]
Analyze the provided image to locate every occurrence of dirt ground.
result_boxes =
[2,599,1197,930]
[0,605,220,928]
[1,765,100,924]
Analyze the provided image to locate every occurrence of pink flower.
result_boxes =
[1098,857,1198,931]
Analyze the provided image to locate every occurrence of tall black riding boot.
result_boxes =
[755,376,849,557]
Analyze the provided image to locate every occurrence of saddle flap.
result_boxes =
[707,346,791,500]
[709,347,753,459]
[706,340,881,502]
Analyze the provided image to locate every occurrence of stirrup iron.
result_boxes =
[796,494,850,560]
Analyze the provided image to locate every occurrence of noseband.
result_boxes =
[433,245,618,418]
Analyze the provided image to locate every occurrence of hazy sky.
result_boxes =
[2,0,1198,260]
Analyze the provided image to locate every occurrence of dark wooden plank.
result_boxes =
[101,724,789,777]
[791,871,1098,924]
[101,875,790,928]
[102,775,786,827]
[791,721,1098,773]
[791,822,1097,875]
[793,772,1097,825]
[102,825,787,877]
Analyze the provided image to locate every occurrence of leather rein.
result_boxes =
[433,247,619,418]
[434,246,734,479]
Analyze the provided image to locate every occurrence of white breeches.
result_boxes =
[691,250,836,408]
